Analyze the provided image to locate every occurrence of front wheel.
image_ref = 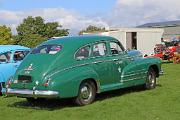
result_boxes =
[74,81,96,106]
[144,68,156,90]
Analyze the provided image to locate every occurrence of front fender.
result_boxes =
[137,57,161,71]
[121,57,161,81]
[48,66,99,98]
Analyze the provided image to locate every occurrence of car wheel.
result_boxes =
[145,68,156,90]
[74,81,96,106]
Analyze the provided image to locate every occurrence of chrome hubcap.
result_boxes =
[80,85,92,100]
[148,73,155,86]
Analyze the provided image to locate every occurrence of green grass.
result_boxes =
[0,63,180,120]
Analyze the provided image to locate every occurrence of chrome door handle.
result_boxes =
[92,62,98,64]
[113,59,119,61]
[126,57,134,61]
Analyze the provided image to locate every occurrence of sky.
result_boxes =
[1,0,180,35]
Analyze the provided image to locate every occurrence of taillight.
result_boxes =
[7,80,12,85]
[43,80,49,87]
[6,78,13,88]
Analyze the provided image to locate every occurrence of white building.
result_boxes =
[83,28,164,56]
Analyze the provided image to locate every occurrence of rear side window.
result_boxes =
[75,46,90,59]
[31,45,62,55]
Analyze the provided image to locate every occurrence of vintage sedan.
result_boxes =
[0,45,30,95]
[3,36,162,105]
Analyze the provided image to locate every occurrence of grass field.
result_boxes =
[0,63,180,120]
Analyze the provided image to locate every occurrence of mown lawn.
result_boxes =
[0,63,180,120]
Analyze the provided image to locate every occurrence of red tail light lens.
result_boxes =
[43,80,49,87]
[7,80,12,85]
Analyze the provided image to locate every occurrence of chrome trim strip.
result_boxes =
[122,71,147,78]
[3,88,59,98]
[48,59,116,78]
[124,68,147,75]
[122,76,147,82]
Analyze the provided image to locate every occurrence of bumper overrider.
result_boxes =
[2,88,59,98]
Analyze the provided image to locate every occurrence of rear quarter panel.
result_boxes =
[48,66,99,98]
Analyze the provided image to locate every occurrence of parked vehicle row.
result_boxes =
[1,36,162,105]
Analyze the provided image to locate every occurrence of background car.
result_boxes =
[3,36,162,105]
[0,45,30,95]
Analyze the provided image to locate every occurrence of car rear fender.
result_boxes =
[49,66,100,98]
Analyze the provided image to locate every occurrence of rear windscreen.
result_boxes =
[31,45,62,55]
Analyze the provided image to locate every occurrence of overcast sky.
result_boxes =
[1,0,180,35]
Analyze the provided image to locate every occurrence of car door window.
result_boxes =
[0,52,11,62]
[13,51,29,62]
[75,46,90,60]
[110,42,123,55]
[93,42,107,57]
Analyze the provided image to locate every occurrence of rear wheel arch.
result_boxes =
[80,78,99,93]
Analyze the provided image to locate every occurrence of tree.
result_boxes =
[16,16,69,48]
[0,25,13,44]
[79,25,106,35]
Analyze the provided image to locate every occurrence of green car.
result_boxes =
[3,36,162,105]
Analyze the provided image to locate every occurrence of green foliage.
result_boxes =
[0,64,180,120]
[14,34,47,48]
[16,16,69,48]
[0,25,13,44]
[79,25,106,35]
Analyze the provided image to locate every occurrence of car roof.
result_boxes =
[42,35,117,47]
[0,45,30,53]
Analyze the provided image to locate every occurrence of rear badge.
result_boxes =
[35,81,39,86]
[24,63,33,74]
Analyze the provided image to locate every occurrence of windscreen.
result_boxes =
[31,45,62,55]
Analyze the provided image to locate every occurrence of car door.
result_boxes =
[90,42,114,88]
[109,41,134,84]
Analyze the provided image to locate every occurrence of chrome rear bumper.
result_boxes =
[2,88,59,98]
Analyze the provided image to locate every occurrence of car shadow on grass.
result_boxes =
[7,84,162,111]
[7,98,76,111]
[96,84,162,101]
